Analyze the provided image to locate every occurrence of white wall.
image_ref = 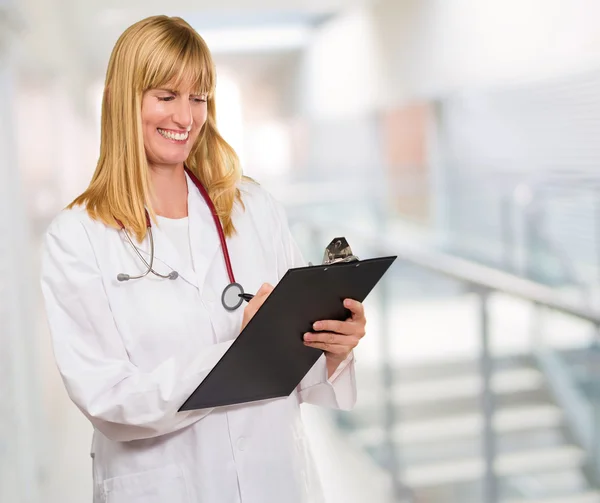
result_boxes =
[300,0,600,114]
[301,0,600,112]
[17,78,99,216]
[0,16,42,502]
[373,0,600,102]
[301,5,387,119]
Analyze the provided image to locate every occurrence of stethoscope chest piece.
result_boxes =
[222,282,245,311]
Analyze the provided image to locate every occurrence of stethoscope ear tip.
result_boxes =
[117,273,130,282]
[168,271,179,280]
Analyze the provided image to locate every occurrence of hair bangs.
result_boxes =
[142,28,215,97]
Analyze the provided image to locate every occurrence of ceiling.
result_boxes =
[12,0,372,78]
[5,0,375,118]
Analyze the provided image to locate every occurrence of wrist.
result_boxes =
[326,351,350,364]
[326,351,351,378]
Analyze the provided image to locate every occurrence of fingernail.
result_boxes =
[304,333,312,341]
[344,299,352,307]
[313,322,322,330]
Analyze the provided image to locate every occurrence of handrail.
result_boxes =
[391,239,600,322]
[312,218,600,324]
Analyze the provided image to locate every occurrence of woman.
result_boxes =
[41,15,366,503]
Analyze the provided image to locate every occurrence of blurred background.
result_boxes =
[3,0,600,502]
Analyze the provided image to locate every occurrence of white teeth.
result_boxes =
[157,128,189,141]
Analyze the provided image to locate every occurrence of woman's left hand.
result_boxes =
[303,298,366,366]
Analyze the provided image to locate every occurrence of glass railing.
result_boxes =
[279,176,600,503]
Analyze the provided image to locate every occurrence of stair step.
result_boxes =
[357,368,545,409]
[393,354,535,383]
[504,491,600,503]
[506,469,594,499]
[403,446,586,488]
[396,368,544,405]
[351,404,563,446]
[366,427,568,468]
[411,468,593,503]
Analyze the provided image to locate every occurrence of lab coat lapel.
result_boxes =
[149,221,199,288]
[129,205,199,289]
[186,172,221,295]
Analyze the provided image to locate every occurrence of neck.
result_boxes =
[149,163,188,218]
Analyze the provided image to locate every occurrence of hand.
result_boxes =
[303,298,366,366]
[240,283,274,332]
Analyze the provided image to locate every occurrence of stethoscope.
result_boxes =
[115,167,248,312]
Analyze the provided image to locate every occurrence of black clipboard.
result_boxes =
[178,255,397,411]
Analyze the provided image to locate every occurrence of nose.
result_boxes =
[172,98,193,130]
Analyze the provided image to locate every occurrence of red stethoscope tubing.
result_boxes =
[184,167,236,284]
[116,167,236,285]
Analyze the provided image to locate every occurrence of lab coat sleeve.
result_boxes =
[269,195,357,411]
[41,212,232,442]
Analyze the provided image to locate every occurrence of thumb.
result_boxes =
[256,283,274,296]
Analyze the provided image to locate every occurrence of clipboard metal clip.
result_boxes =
[322,237,359,265]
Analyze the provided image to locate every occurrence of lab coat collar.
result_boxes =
[127,172,221,291]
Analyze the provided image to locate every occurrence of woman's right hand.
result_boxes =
[240,283,274,332]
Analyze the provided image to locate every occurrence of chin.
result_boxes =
[157,152,191,166]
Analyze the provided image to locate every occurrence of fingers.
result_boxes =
[303,333,359,354]
[241,283,274,332]
[312,318,366,338]
[343,298,365,321]
[310,299,366,340]
[256,283,274,296]
[312,319,352,335]
[304,332,360,347]
[248,283,273,306]
[308,299,366,353]
[305,343,353,355]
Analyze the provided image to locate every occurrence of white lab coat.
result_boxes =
[41,173,357,503]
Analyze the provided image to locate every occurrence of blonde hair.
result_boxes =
[69,15,243,241]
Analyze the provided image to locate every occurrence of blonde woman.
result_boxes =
[41,15,365,503]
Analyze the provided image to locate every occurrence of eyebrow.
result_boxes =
[155,88,206,96]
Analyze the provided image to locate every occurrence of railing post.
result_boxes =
[592,325,600,487]
[500,194,514,273]
[378,258,412,502]
[478,286,498,503]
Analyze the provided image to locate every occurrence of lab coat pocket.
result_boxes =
[103,464,189,503]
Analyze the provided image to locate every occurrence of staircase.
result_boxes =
[338,353,600,503]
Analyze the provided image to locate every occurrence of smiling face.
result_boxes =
[141,84,208,171]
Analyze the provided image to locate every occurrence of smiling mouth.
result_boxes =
[157,128,189,141]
